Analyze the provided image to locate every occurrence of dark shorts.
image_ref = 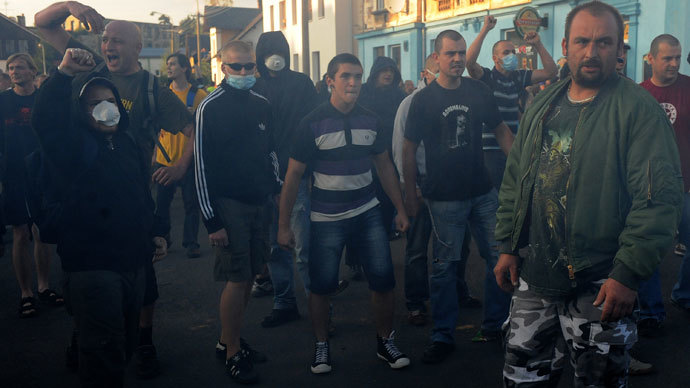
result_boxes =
[142,260,159,306]
[213,198,270,283]
[2,181,30,226]
[309,205,395,295]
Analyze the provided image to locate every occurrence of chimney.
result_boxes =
[17,14,26,26]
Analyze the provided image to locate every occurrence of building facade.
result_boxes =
[263,0,355,82]
[0,13,40,71]
[355,0,690,84]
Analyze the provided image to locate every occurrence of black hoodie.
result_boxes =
[254,31,318,179]
[358,56,406,154]
[32,72,163,273]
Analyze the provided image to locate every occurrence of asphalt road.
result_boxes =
[1,194,689,388]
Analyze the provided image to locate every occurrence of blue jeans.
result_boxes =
[267,178,311,310]
[427,190,511,344]
[404,200,472,313]
[309,206,395,295]
[638,193,690,320]
[673,193,690,309]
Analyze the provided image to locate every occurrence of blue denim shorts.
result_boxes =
[309,206,395,295]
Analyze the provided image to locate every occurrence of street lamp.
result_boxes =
[150,11,174,53]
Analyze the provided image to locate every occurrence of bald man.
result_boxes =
[36,2,194,379]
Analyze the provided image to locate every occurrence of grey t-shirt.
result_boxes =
[67,37,191,161]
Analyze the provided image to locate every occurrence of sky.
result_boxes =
[8,0,258,26]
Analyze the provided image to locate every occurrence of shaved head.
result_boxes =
[104,20,142,46]
[424,54,437,70]
[101,20,143,74]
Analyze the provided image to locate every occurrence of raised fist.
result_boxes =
[58,48,96,76]
[483,15,497,32]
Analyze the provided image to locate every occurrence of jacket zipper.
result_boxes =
[564,104,588,288]
[647,160,652,204]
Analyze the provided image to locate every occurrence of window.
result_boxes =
[292,0,298,25]
[469,0,486,4]
[293,53,299,71]
[318,0,325,18]
[312,51,320,82]
[390,44,401,70]
[438,0,451,11]
[376,0,385,10]
[270,5,275,31]
[18,40,28,53]
[5,40,16,56]
[373,46,385,59]
[279,1,286,30]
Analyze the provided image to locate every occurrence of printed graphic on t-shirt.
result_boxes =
[441,104,470,149]
[661,102,677,124]
[121,98,134,113]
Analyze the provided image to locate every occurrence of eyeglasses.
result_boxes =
[223,62,256,71]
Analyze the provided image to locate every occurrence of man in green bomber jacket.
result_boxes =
[494,2,683,387]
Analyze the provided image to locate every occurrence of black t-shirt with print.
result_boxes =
[405,78,502,201]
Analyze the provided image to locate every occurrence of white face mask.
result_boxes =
[91,100,121,127]
[265,55,286,72]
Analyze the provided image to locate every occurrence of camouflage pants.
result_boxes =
[503,278,637,388]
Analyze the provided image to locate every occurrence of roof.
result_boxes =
[140,47,168,58]
[204,6,261,31]
[233,13,262,41]
[0,13,42,41]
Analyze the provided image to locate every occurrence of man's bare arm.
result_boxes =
[466,15,496,80]
[494,122,515,157]
[152,126,195,186]
[524,32,558,84]
[35,1,105,54]
[277,159,306,249]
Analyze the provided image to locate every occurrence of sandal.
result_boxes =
[19,297,38,318]
[38,289,65,307]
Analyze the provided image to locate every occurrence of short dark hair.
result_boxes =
[326,53,362,80]
[650,34,680,57]
[565,1,624,48]
[167,53,192,81]
[434,30,464,53]
[492,40,513,56]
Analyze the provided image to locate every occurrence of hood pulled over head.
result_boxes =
[365,56,402,88]
[78,76,129,132]
[256,31,291,77]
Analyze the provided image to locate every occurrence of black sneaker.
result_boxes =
[135,344,161,379]
[215,338,268,363]
[310,341,332,374]
[377,331,410,369]
[421,341,455,364]
[226,350,258,384]
[261,307,299,328]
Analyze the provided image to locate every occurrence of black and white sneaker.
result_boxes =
[377,331,410,369]
[226,350,258,384]
[310,341,332,374]
[216,338,267,363]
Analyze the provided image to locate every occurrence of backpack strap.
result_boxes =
[141,71,171,163]
[185,87,197,109]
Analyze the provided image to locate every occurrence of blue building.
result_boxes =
[355,0,690,84]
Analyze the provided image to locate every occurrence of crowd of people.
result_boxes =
[0,0,688,386]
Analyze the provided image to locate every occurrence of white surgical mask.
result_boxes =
[265,55,286,72]
[92,100,120,127]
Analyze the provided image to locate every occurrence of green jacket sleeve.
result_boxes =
[611,103,683,290]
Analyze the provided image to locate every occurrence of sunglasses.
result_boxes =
[223,62,256,71]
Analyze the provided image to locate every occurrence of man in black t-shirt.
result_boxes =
[466,15,557,190]
[403,30,514,364]
[0,53,62,319]
[35,2,193,379]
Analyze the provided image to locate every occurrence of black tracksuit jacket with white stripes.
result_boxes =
[194,82,279,233]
